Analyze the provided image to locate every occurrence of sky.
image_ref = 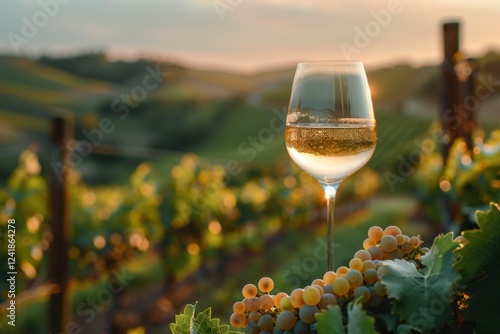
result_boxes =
[0,0,499,73]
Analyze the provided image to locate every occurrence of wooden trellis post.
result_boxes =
[440,21,478,232]
[48,115,73,333]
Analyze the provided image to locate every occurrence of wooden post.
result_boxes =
[440,21,461,164]
[48,116,72,333]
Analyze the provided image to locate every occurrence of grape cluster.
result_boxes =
[229,225,427,333]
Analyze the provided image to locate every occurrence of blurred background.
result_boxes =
[0,1,499,333]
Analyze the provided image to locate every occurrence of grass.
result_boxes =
[194,104,287,165]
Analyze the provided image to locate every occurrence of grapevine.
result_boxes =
[228,225,432,333]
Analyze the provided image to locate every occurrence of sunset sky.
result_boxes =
[0,0,499,73]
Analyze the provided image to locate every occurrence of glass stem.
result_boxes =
[322,182,341,271]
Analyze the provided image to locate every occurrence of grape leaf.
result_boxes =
[396,323,422,334]
[346,299,379,334]
[375,313,400,333]
[454,202,500,282]
[170,304,196,334]
[316,304,345,334]
[169,303,233,334]
[454,202,500,334]
[380,233,460,334]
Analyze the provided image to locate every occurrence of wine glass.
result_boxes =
[285,60,377,271]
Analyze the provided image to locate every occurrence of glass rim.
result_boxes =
[297,60,364,66]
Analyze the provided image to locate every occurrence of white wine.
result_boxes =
[285,122,376,183]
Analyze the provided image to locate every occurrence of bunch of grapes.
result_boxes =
[229,225,428,333]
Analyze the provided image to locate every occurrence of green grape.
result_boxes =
[367,287,383,307]
[312,278,325,287]
[377,266,388,279]
[246,321,260,334]
[349,257,363,271]
[242,283,258,298]
[275,292,289,310]
[363,268,378,284]
[303,286,321,305]
[277,310,297,330]
[354,250,372,261]
[233,301,246,314]
[363,237,377,250]
[374,281,387,296]
[290,288,305,308]
[332,277,350,296]
[345,270,363,289]
[380,235,397,252]
[260,294,275,310]
[310,284,324,296]
[245,297,261,312]
[293,320,310,334]
[368,225,384,242]
[409,236,421,248]
[299,305,319,324]
[362,260,376,272]
[280,296,294,311]
[323,271,337,284]
[248,311,261,323]
[230,313,247,328]
[383,225,401,237]
[401,241,413,254]
[323,284,334,294]
[395,234,405,245]
[318,293,337,309]
[336,265,349,276]
[258,276,274,293]
[386,248,404,260]
[258,314,274,331]
[367,246,383,261]
[353,285,371,303]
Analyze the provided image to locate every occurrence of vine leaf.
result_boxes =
[316,300,379,334]
[316,304,345,334]
[454,202,500,334]
[169,302,233,334]
[380,233,460,334]
[346,299,379,334]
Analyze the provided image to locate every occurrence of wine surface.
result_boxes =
[285,123,377,182]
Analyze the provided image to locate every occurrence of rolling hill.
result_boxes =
[1,51,499,184]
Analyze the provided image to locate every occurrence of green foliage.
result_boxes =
[315,300,379,334]
[315,305,344,334]
[455,203,500,333]
[170,303,235,334]
[380,233,460,333]
[0,148,48,285]
[346,299,379,334]
[413,128,500,227]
